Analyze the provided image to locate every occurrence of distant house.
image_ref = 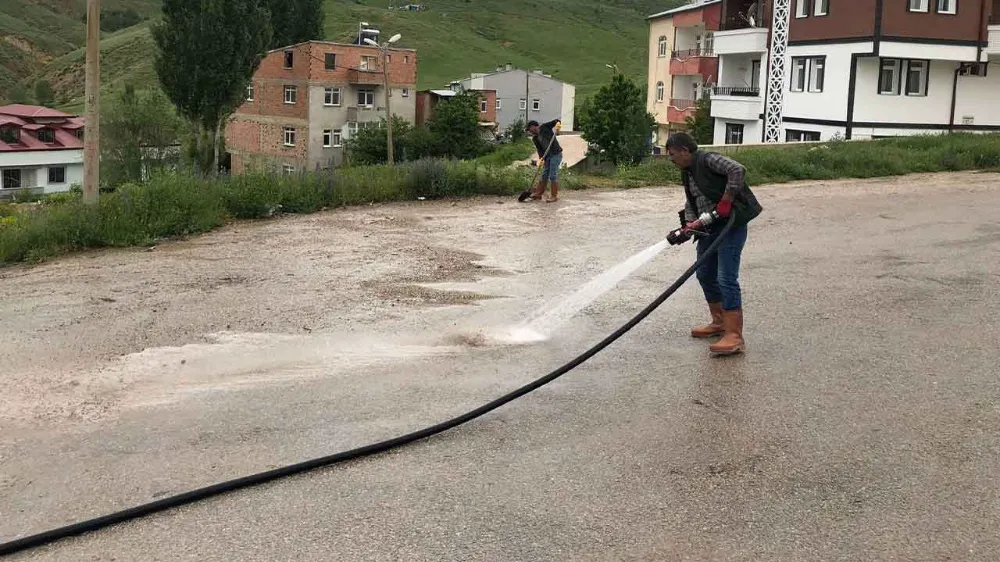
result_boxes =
[415,88,498,139]
[454,65,576,132]
[0,104,84,197]
[225,40,418,173]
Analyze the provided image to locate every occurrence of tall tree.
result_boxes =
[265,0,323,48]
[429,91,487,159]
[580,73,656,165]
[684,94,714,145]
[153,0,272,176]
[102,85,185,186]
[34,80,55,107]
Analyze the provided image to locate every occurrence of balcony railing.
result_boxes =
[713,86,760,97]
[672,48,714,59]
[347,67,383,85]
[670,98,696,110]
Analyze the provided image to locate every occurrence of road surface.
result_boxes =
[1,172,999,561]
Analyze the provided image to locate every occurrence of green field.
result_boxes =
[1,0,682,110]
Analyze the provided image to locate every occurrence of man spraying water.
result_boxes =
[665,132,763,356]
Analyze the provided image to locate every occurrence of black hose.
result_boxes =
[0,215,735,557]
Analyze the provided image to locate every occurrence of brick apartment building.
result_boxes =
[646,0,722,147]
[415,88,498,137]
[700,0,1000,144]
[225,41,417,173]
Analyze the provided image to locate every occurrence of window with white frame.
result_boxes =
[519,98,527,110]
[936,0,956,13]
[284,85,297,104]
[808,57,825,92]
[908,0,929,11]
[283,127,296,147]
[333,129,342,147]
[324,87,341,106]
[2,169,22,189]
[496,99,502,110]
[360,56,377,70]
[879,59,902,95]
[283,51,294,69]
[658,36,668,57]
[656,81,665,102]
[905,60,929,96]
[532,99,541,111]
[402,88,410,98]
[786,129,821,142]
[725,123,744,145]
[795,0,809,17]
[814,0,829,15]
[347,122,359,137]
[323,129,333,148]
[357,89,375,107]
[283,164,296,174]
[480,99,488,113]
[790,57,808,91]
[404,55,410,64]
[246,83,254,101]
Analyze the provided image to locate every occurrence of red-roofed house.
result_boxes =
[0,104,84,196]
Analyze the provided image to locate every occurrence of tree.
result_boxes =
[429,91,487,159]
[579,73,656,165]
[34,80,55,107]
[9,84,31,104]
[345,116,413,165]
[265,0,323,48]
[153,0,272,176]
[684,94,714,145]
[102,85,185,186]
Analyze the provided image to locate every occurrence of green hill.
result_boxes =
[2,0,684,110]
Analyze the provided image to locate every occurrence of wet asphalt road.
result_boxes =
[3,173,1000,561]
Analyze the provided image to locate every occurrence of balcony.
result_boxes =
[667,98,696,124]
[669,49,718,78]
[710,86,762,121]
[713,26,768,55]
[988,18,1000,58]
[347,67,383,85]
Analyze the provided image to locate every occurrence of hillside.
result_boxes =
[1,0,684,110]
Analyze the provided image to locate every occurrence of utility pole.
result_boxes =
[365,33,401,166]
[524,70,529,124]
[83,0,100,204]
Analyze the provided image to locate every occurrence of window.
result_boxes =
[48,166,66,184]
[360,56,377,70]
[791,58,808,92]
[2,169,21,189]
[283,164,296,174]
[936,0,956,13]
[325,53,337,70]
[496,99,502,110]
[814,0,829,15]
[725,123,745,145]
[333,129,343,147]
[284,85,297,104]
[357,89,375,107]
[795,0,809,17]
[283,50,294,69]
[323,129,333,148]
[246,83,254,101]
[283,127,296,147]
[404,56,410,64]
[786,130,821,142]
[532,99,541,111]
[656,81,665,102]
[0,126,18,144]
[808,57,825,92]
[905,60,929,96]
[37,128,55,143]
[347,122,359,138]
[879,59,902,94]
[519,98,527,110]
[658,36,668,58]
[791,57,824,92]
[402,88,410,98]
[480,99,488,113]
[324,87,341,106]
[908,0,929,11]
[751,60,762,89]
[386,54,391,63]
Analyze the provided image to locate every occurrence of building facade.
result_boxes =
[0,105,84,197]
[225,41,417,173]
[455,67,576,132]
[708,0,1000,145]
[416,89,498,130]
[646,0,722,147]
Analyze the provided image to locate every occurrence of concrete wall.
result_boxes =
[954,62,1000,127]
[713,118,763,145]
[648,16,677,130]
[785,42,873,123]
[0,149,83,193]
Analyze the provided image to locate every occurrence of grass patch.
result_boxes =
[473,140,535,167]
[0,159,579,265]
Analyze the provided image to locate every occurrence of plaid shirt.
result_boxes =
[683,152,747,222]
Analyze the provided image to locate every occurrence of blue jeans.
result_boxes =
[542,152,563,181]
[695,223,748,311]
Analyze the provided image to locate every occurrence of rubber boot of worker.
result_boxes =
[691,302,725,339]
[546,180,559,202]
[710,309,745,356]
[531,179,547,200]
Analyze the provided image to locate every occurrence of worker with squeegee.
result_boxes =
[665,132,763,356]
[523,118,563,202]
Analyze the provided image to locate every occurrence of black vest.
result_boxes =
[682,151,763,229]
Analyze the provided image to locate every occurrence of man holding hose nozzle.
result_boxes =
[665,132,763,356]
